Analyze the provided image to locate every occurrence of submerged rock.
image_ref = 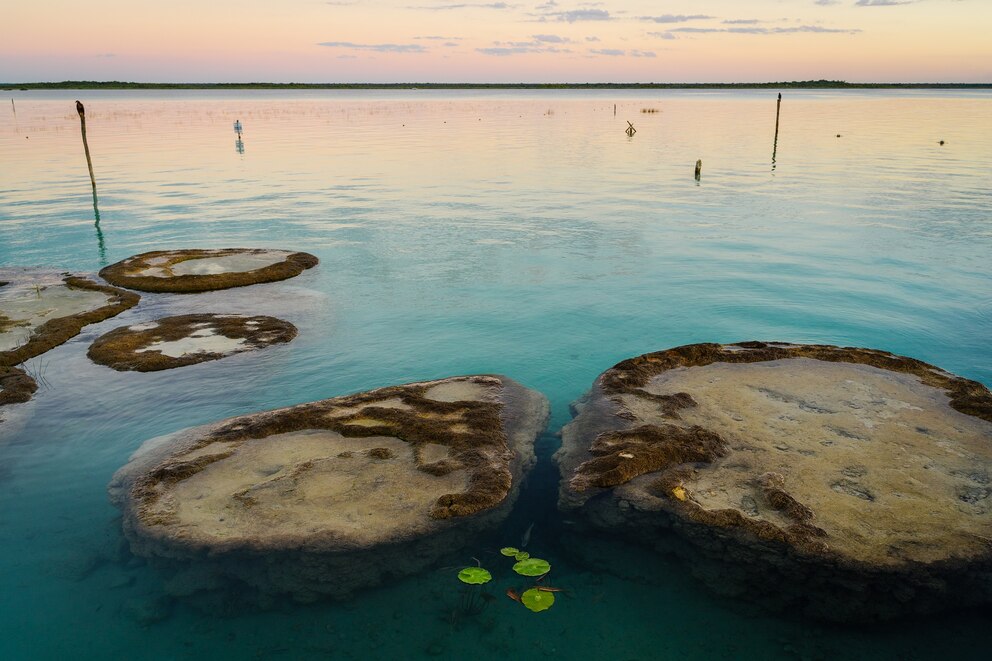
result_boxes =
[0,268,139,367]
[555,341,992,621]
[0,366,37,423]
[88,313,297,371]
[99,248,318,293]
[109,375,549,602]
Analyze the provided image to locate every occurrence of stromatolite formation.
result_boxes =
[0,268,139,367]
[88,314,297,371]
[0,366,37,424]
[99,248,318,293]
[555,342,992,621]
[109,375,549,604]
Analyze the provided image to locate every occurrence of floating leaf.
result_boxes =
[512,557,551,577]
[500,547,520,557]
[457,567,492,585]
[521,588,555,612]
[514,551,530,561]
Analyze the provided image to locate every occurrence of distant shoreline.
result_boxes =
[3,80,991,91]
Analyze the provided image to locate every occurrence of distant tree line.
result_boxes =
[2,80,990,90]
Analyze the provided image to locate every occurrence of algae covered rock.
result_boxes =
[0,268,139,367]
[88,314,297,371]
[99,248,318,293]
[109,375,549,602]
[0,366,37,424]
[555,341,992,621]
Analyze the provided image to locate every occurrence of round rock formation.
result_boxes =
[0,268,139,367]
[0,366,37,425]
[555,342,992,621]
[109,375,549,603]
[99,248,318,293]
[88,314,297,371]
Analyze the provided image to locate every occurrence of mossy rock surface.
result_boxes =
[88,314,297,371]
[0,268,139,367]
[109,375,549,601]
[0,366,37,423]
[555,341,992,621]
[99,248,318,293]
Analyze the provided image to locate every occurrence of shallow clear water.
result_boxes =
[1,89,991,660]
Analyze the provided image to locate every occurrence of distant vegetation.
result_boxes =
[2,80,990,91]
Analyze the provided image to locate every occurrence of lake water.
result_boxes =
[1,89,991,660]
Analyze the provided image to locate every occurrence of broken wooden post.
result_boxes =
[695,159,702,181]
[772,93,781,169]
[775,93,782,133]
[76,101,97,197]
[75,101,105,264]
[625,121,636,137]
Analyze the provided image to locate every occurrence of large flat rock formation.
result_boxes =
[110,375,548,603]
[0,269,139,367]
[555,342,992,621]
[99,249,318,293]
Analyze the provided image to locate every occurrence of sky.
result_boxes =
[1,0,990,83]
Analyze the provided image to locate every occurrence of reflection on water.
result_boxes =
[1,89,991,660]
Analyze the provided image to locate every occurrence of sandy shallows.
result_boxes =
[555,342,992,621]
[99,248,318,293]
[0,269,139,367]
[88,314,297,371]
[109,375,549,603]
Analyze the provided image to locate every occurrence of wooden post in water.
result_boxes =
[695,159,702,181]
[772,93,781,169]
[76,101,98,196]
[625,121,636,137]
[775,93,782,135]
[75,101,106,264]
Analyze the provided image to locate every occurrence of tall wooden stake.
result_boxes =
[695,159,702,181]
[772,93,781,169]
[76,100,97,196]
[75,101,106,264]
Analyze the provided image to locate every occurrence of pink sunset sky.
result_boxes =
[2,0,990,83]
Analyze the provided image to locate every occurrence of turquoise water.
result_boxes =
[1,89,991,659]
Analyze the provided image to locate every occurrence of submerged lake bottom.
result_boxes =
[1,88,991,659]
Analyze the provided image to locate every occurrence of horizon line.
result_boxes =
[4,80,992,90]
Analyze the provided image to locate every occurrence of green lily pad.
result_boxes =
[514,552,530,561]
[457,567,492,585]
[500,547,520,557]
[512,557,550,577]
[521,588,555,613]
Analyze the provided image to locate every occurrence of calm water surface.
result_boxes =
[1,89,991,660]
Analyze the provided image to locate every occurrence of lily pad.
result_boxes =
[500,547,520,557]
[512,557,550,577]
[457,567,492,585]
[514,552,530,561]
[521,588,555,612]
